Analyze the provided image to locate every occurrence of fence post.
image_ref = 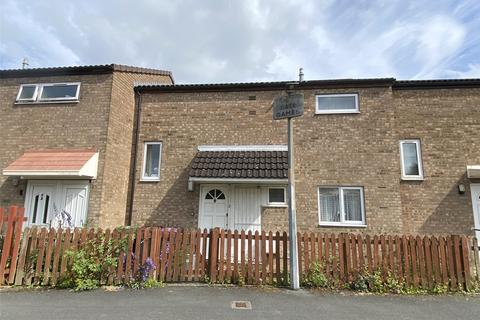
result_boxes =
[471,237,480,282]
[0,206,20,284]
[209,228,218,283]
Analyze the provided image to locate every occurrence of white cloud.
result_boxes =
[0,0,478,82]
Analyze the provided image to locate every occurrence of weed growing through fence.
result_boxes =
[302,262,329,288]
[58,234,125,291]
[126,257,164,289]
[346,267,456,295]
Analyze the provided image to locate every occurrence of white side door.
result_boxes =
[232,186,261,233]
[25,182,55,227]
[471,184,480,241]
[59,184,89,228]
[199,186,229,230]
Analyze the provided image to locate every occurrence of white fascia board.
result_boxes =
[189,177,288,184]
[197,145,288,152]
[3,170,80,176]
[467,165,480,179]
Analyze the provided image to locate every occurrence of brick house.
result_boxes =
[1,64,479,238]
[130,79,480,238]
[0,64,173,228]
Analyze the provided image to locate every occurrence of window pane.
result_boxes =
[19,85,36,99]
[40,84,78,99]
[269,188,285,203]
[402,143,419,176]
[343,189,362,222]
[145,144,160,177]
[318,188,340,222]
[317,95,356,111]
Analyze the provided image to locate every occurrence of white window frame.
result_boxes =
[267,187,287,206]
[16,84,39,102]
[400,139,424,180]
[141,142,162,181]
[317,186,366,227]
[315,93,359,114]
[15,82,81,103]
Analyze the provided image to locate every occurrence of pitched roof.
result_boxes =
[0,64,173,82]
[189,149,288,179]
[136,77,480,92]
[3,149,98,178]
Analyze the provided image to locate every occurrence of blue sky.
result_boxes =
[1,0,479,83]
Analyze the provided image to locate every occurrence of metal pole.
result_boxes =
[288,116,300,290]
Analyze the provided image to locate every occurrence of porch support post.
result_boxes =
[288,116,300,290]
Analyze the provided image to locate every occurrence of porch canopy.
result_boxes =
[3,149,99,179]
[467,165,480,179]
[188,145,288,190]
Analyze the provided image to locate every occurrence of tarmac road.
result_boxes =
[1,285,479,320]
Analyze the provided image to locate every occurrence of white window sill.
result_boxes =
[263,203,288,208]
[401,176,424,181]
[140,178,160,182]
[318,223,367,228]
[315,110,360,115]
[15,100,80,105]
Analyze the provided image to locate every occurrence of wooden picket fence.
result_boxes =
[0,207,26,285]
[1,206,479,290]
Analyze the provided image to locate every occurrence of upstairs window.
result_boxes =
[142,142,162,181]
[16,85,38,102]
[400,140,423,180]
[16,83,80,103]
[315,93,359,114]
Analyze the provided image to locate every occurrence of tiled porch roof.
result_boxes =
[189,148,288,179]
[3,149,99,178]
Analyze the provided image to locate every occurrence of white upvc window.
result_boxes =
[400,139,424,180]
[16,84,39,102]
[267,187,286,206]
[315,93,359,114]
[15,82,80,103]
[141,142,162,181]
[318,186,366,227]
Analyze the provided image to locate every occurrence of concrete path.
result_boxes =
[1,285,479,320]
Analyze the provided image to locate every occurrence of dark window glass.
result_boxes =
[32,195,39,223]
[40,84,78,99]
[317,95,357,111]
[269,188,285,203]
[19,85,36,100]
[402,142,419,176]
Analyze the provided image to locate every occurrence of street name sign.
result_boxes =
[273,93,304,120]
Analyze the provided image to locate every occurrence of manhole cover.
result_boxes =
[231,301,252,310]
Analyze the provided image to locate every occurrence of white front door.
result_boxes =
[27,183,55,226]
[471,184,480,240]
[199,186,229,230]
[25,180,89,228]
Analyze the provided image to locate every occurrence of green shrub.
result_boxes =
[58,234,124,291]
[302,262,329,288]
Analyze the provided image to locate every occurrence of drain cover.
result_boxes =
[231,301,252,310]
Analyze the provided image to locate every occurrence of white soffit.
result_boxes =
[198,145,288,152]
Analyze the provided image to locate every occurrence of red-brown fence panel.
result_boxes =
[2,216,479,291]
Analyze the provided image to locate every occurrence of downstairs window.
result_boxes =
[318,186,365,226]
